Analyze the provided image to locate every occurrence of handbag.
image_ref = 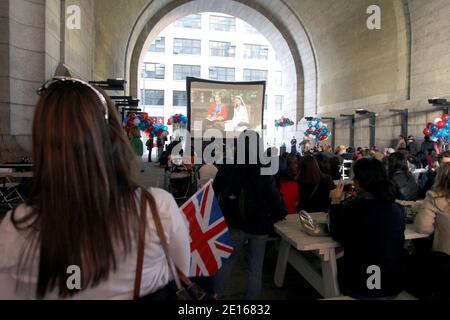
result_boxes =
[133,188,207,300]
[298,210,330,237]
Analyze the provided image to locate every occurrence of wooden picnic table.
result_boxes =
[274,214,429,298]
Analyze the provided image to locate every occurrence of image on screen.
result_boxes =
[187,78,266,139]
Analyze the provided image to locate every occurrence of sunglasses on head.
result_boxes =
[37,77,109,122]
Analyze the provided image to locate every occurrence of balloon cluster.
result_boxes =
[167,114,188,127]
[275,117,295,128]
[423,114,450,142]
[123,113,154,136]
[304,118,331,142]
[151,124,170,138]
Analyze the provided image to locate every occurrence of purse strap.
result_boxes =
[133,188,189,299]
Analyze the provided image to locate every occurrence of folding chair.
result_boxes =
[340,160,353,180]
[0,174,25,209]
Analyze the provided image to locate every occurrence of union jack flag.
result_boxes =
[180,180,234,277]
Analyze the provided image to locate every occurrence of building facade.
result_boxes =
[139,12,290,144]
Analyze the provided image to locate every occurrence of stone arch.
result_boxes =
[124,0,318,122]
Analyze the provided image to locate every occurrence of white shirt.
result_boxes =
[0,188,190,300]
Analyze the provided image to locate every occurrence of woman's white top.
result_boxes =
[0,188,190,300]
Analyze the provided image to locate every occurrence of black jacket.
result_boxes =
[213,165,288,235]
[329,193,406,298]
[391,171,419,201]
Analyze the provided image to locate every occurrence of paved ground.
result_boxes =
[0,161,321,300]
[139,163,320,300]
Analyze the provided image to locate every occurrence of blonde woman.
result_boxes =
[414,163,450,299]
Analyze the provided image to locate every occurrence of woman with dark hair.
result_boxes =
[297,155,336,213]
[213,130,287,299]
[329,158,406,299]
[0,78,190,299]
[388,152,419,200]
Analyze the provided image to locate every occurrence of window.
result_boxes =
[173,91,187,107]
[209,67,235,81]
[141,90,164,106]
[173,64,201,80]
[243,69,268,81]
[174,14,201,29]
[275,71,283,87]
[149,37,165,53]
[141,63,165,80]
[173,38,201,55]
[209,41,235,57]
[210,15,236,32]
[244,44,268,60]
[275,95,284,111]
[264,95,268,110]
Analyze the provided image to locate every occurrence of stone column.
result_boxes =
[0,0,46,162]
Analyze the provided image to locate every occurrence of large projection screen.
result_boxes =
[187,77,266,139]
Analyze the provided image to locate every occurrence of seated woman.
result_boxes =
[297,155,336,213]
[414,163,450,299]
[0,78,190,299]
[388,152,419,201]
[329,157,406,299]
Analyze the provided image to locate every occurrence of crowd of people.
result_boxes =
[0,79,449,301]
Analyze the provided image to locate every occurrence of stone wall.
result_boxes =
[2,0,450,161]
[0,0,46,162]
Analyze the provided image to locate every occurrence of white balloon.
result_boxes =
[434,118,442,124]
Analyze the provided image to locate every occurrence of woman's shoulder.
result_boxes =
[0,204,34,268]
[424,190,450,208]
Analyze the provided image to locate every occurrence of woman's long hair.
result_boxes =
[299,155,322,185]
[12,81,139,298]
[353,157,397,202]
[433,163,450,200]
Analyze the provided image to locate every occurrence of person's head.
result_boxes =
[352,157,397,202]
[433,163,450,199]
[287,154,299,179]
[299,155,323,185]
[439,151,450,165]
[388,152,409,177]
[346,147,355,154]
[424,135,431,142]
[335,145,346,155]
[21,78,139,298]
[314,153,331,177]
[214,94,222,104]
[234,96,243,107]
[408,135,415,143]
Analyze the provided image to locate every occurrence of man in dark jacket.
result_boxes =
[407,136,419,156]
[213,131,288,300]
[421,136,435,155]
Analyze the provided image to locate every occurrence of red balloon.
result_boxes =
[426,122,433,129]
[423,128,431,137]
[442,114,449,122]
[437,121,445,129]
